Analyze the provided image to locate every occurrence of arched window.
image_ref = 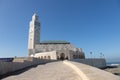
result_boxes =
[60,53,65,60]
[41,56,43,59]
[73,55,75,59]
[44,56,46,59]
[48,56,51,59]
[57,56,59,60]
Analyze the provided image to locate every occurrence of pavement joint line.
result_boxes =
[63,60,90,80]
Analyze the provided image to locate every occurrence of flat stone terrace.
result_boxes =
[2,61,120,80]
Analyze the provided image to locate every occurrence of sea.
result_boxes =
[107,61,120,66]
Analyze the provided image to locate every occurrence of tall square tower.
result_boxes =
[28,13,40,56]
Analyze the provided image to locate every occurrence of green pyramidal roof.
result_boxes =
[40,40,70,44]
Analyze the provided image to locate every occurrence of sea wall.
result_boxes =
[70,58,106,68]
[0,57,55,76]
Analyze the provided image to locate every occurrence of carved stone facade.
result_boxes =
[35,43,74,53]
[28,13,85,60]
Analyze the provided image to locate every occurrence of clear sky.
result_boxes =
[0,0,120,62]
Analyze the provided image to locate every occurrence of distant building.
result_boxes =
[28,13,85,60]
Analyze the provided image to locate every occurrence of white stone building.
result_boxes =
[28,13,85,60]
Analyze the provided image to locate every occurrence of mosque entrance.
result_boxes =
[60,53,65,60]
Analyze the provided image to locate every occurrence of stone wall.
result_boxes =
[70,58,106,68]
[33,50,85,60]
[0,57,55,76]
[34,51,57,59]
[35,44,75,52]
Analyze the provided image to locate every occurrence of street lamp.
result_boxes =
[90,52,92,58]
[100,52,103,58]
[102,53,105,58]
[90,52,94,66]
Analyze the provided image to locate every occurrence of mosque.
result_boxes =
[28,13,85,60]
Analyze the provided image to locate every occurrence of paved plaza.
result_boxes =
[3,61,81,80]
[2,61,120,80]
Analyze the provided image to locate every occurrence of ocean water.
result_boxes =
[107,61,120,66]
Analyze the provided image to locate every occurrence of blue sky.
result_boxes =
[0,0,120,61]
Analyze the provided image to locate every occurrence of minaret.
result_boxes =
[28,13,40,56]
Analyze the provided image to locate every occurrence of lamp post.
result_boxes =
[102,53,105,58]
[90,52,93,66]
[100,52,104,58]
[90,52,92,58]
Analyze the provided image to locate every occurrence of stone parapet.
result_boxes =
[64,60,120,80]
[0,58,55,77]
[70,58,106,68]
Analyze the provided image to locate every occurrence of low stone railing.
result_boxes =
[0,57,55,77]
